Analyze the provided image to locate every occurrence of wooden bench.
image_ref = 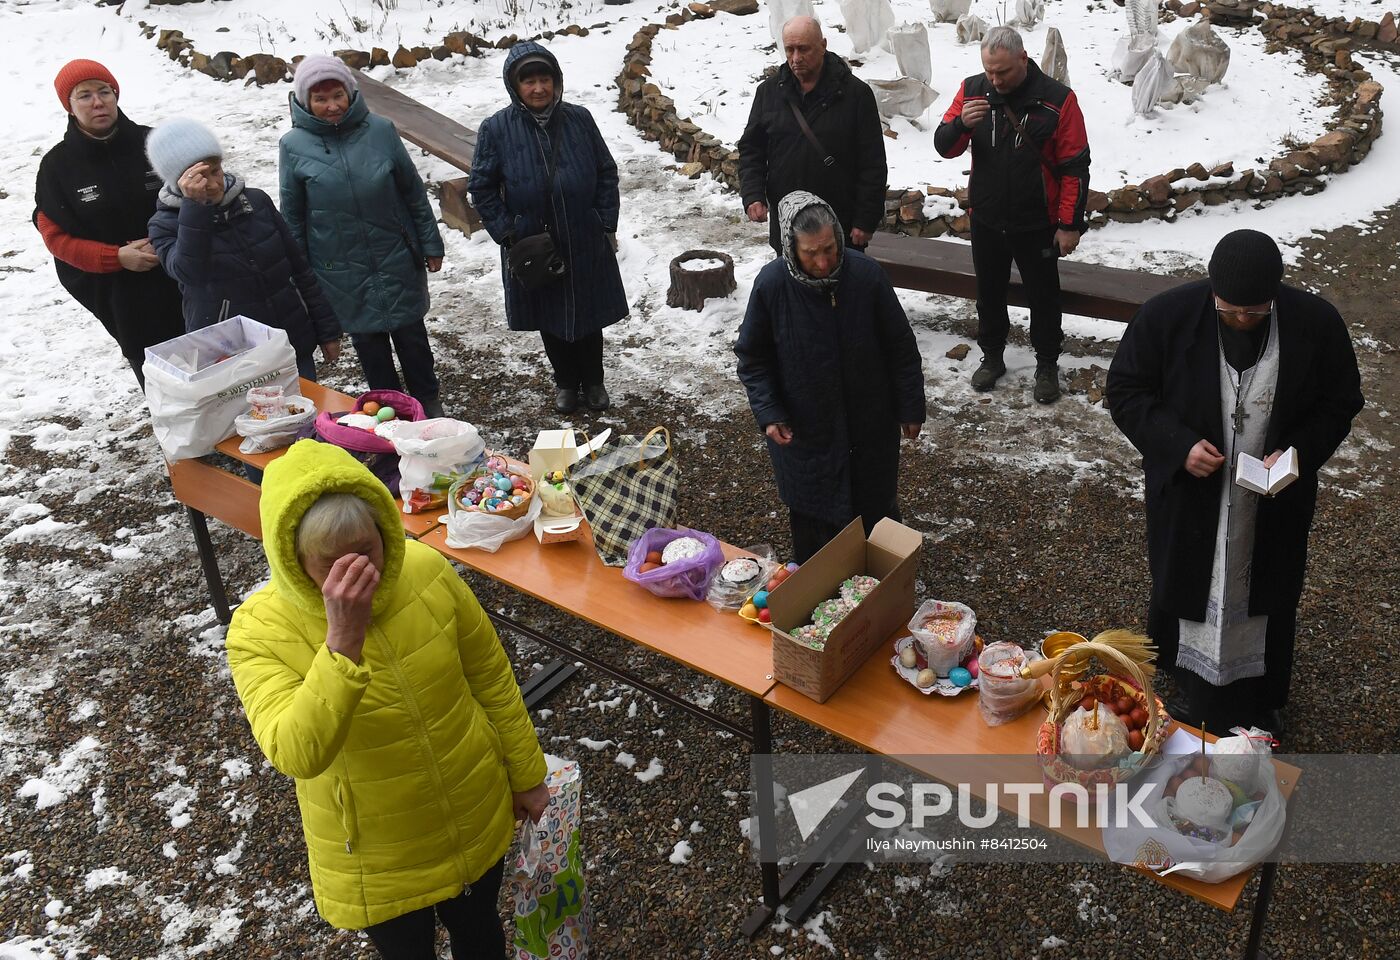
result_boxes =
[356,73,482,235]
[866,231,1188,323]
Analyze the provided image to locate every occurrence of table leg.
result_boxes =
[185,506,232,625]
[1242,861,1277,960]
[742,697,782,936]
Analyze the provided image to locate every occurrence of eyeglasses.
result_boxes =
[70,87,117,106]
[1214,300,1272,322]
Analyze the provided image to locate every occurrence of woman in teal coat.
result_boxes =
[280,56,447,417]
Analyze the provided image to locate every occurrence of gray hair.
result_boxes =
[981,25,1025,56]
[296,493,380,565]
[792,203,838,236]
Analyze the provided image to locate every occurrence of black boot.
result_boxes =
[419,397,445,419]
[1034,362,1061,404]
[584,383,610,412]
[554,387,579,415]
[971,355,1006,392]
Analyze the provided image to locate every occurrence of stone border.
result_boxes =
[615,1,1387,238]
[141,20,605,86]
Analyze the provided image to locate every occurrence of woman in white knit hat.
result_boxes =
[146,117,341,381]
[279,54,448,417]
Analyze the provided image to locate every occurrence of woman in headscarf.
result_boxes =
[280,55,448,417]
[469,41,628,415]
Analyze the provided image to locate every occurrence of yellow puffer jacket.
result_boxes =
[226,440,546,930]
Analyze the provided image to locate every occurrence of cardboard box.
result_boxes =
[533,510,588,545]
[768,517,923,703]
[529,428,613,478]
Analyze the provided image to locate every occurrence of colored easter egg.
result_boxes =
[751,590,769,610]
[361,401,381,416]
[757,608,772,623]
[494,477,512,492]
[785,562,800,572]
[949,667,972,688]
[376,406,396,422]
[740,602,758,619]
[963,656,979,679]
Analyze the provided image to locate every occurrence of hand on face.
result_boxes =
[177,161,224,204]
[319,553,380,663]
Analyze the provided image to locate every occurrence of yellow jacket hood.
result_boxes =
[259,439,406,618]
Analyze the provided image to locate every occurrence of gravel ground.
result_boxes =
[1,209,1397,959]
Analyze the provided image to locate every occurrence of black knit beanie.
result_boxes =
[1208,229,1283,306]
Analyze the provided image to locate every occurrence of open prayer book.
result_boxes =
[1235,447,1299,496]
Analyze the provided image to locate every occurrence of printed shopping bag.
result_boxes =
[568,427,679,566]
[511,759,591,960]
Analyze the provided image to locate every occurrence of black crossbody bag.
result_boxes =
[507,130,567,290]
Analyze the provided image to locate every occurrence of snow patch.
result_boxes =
[634,758,665,783]
[668,840,693,865]
[17,737,102,810]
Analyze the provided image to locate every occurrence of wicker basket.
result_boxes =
[449,454,535,521]
[1035,633,1171,788]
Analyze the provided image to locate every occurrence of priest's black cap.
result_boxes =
[1208,229,1284,306]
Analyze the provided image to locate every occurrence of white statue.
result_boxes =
[767,0,815,45]
[887,22,933,85]
[929,0,973,24]
[836,0,897,54]
[1132,50,1171,116]
[1040,27,1069,85]
[1126,0,1160,42]
[956,12,987,44]
[1111,35,1157,82]
[1168,19,1231,84]
[868,77,939,120]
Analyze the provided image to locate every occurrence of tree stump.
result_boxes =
[666,249,736,311]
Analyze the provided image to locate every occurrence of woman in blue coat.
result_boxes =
[146,118,340,381]
[280,56,447,418]
[469,42,629,415]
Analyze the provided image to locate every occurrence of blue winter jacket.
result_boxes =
[468,42,628,342]
[149,177,340,360]
[279,92,444,336]
[735,247,926,526]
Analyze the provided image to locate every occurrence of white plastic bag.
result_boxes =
[143,316,298,461]
[234,395,317,454]
[868,77,938,120]
[443,495,542,552]
[956,13,987,44]
[377,418,485,513]
[1132,50,1171,116]
[930,0,972,24]
[1111,35,1158,83]
[887,22,932,85]
[1102,736,1285,883]
[767,0,815,44]
[835,0,896,54]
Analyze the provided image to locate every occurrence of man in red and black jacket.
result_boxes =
[935,26,1091,403]
[33,60,185,388]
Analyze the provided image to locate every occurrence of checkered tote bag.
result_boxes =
[569,427,679,566]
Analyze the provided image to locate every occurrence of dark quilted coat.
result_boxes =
[149,178,340,358]
[735,245,926,526]
[467,42,628,342]
[279,92,444,335]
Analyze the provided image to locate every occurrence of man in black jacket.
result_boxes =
[935,26,1091,403]
[735,191,925,562]
[33,59,185,388]
[1106,230,1362,734]
[738,17,887,254]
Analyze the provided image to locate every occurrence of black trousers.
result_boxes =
[539,330,604,389]
[1148,602,1298,733]
[970,219,1063,365]
[350,320,441,404]
[364,859,506,960]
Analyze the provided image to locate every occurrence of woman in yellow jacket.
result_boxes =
[226,440,547,959]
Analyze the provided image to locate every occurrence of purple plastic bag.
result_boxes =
[623,527,725,600]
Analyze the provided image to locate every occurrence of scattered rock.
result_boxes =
[392,46,418,68]
[946,343,972,361]
[335,49,371,70]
